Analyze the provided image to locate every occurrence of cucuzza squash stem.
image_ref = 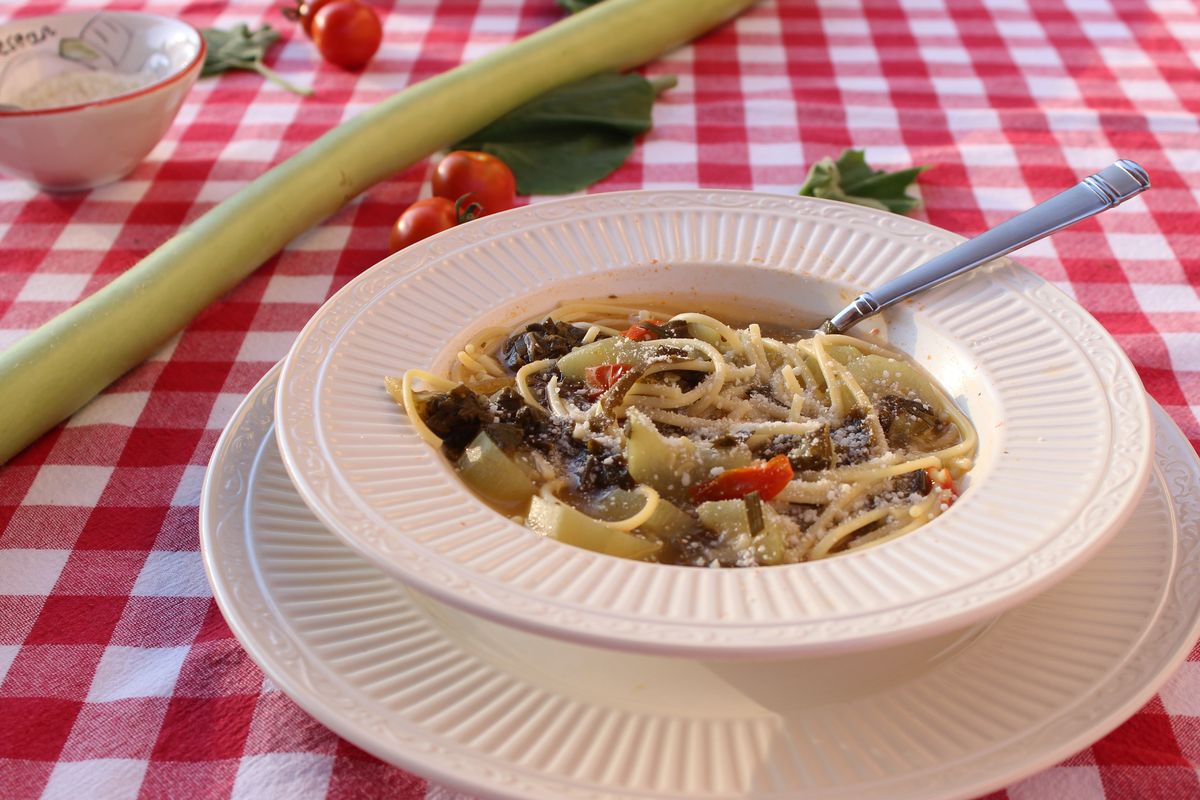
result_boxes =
[0,0,759,465]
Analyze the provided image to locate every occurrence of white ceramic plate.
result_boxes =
[205,365,1200,800]
[274,191,1154,658]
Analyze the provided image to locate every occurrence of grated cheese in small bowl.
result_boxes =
[13,69,153,111]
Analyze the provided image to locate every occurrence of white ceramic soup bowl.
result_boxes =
[0,11,204,191]
[274,190,1154,660]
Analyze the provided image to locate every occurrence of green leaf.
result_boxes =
[201,24,277,77]
[453,71,673,195]
[798,149,927,214]
[200,24,312,96]
[557,0,605,12]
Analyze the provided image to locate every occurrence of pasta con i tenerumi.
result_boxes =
[387,300,976,567]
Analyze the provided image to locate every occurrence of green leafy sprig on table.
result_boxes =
[799,149,926,213]
[453,71,676,195]
[557,0,605,12]
[201,24,313,97]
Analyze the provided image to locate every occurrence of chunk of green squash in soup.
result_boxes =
[824,344,862,366]
[593,488,695,541]
[697,499,751,538]
[556,336,707,381]
[695,440,753,477]
[555,337,623,380]
[626,411,753,502]
[843,354,943,410]
[755,506,792,565]
[696,499,790,566]
[625,411,696,500]
[557,337,684,381]
[457,432,535,513]
[527,496,662,559]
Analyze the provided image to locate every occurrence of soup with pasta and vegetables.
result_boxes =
[388,299,976,567]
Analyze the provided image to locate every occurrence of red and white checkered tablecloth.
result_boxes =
[3,0,1200,797]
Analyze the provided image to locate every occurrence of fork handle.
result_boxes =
[824,159,1151,334]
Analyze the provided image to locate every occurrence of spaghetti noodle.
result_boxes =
[388,301,976,567]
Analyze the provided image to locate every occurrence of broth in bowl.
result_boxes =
[390,299,976,567]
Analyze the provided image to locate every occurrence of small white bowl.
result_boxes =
[274,190,1155,660]
[0,11,204,191]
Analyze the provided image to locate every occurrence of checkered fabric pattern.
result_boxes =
[2,0,1200,797]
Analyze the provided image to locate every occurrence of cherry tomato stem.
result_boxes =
[453,194,484,222]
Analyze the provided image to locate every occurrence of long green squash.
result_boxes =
[0,0,758,465]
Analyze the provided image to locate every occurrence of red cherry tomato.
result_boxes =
[690,455,795,503]
[432,151,516,217]
[390,197,458,252]
[620,319,666,341]
[282,0,340,37]
[927,467,959,507]
[584,363,634,398]
[312,0,382,71]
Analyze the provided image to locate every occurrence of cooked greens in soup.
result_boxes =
[388,300,977,567]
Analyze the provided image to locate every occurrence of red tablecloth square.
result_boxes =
[118,430,206,469]
[1093,711,1191,768]
[24,596,126,646]
[151,695,258,762]
[75,508,168,551]
[0,697,82,760]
